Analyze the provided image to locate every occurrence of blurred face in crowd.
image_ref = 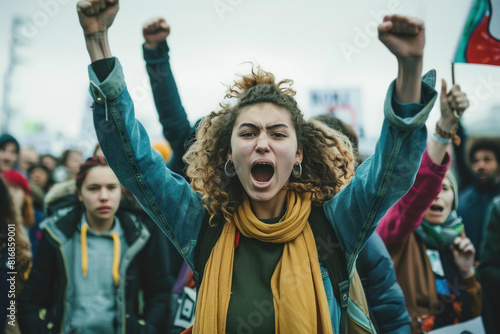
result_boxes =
[423,178,454,225]
[7,185,25,212]
[471,149,500,185]
[29,167,50,189]
[65,151,83,177]
[19,147,39,172]
[41,155,58,171]
[78,165,121,230]
[0,143,18,172]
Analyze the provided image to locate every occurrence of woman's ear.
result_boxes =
[227,147,233,161]
[296,145,303,163]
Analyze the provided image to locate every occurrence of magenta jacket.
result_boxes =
[376,150,450,245]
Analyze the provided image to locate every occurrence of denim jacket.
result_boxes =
[143,41,193,179]
[88,59,437,333]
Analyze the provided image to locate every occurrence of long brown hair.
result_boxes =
[0,178,16,248]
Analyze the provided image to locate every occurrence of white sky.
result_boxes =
[1,0,499,156]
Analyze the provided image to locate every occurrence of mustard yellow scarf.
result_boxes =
[193,191,333,333]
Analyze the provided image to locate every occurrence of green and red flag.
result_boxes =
[454,0,500,66]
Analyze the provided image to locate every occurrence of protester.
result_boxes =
[377,80,481,333]
[458,138,500,260]
[0,177,32,334]
[1,170,35,230]
[479,195,500,333]
[142,17,198,183]
[143,17,408,332]
[18,147,39,175]
[45,149,84,215]
[19,156,171,333]
[356,232,411,333]
[28,164,53,194]
[52,149,83,182]
[314,113,411,333]
[142,16,207,332]
[2,168,43,283]
[77,2,438,332]
[312,114,362,165]
[0,135,20,173]
[39,154,58,173]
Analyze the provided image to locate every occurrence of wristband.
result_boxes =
[432,132,452,144]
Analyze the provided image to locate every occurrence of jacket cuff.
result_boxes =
[384,69,438,131]
[463,271,479,287]
[143,41,170,64]
[421,149,451,175]
[88,57,126,103]
[91,58,116,82]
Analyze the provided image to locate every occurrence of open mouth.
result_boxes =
[251,163,274,183]
[429,204,444,213]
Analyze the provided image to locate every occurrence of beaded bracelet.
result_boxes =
[435,123,461,145]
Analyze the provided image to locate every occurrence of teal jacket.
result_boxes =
[88,59,437,333]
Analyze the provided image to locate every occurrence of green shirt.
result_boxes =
[226,216,284,334]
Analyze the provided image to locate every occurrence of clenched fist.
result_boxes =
[77,0,119,37]
[378,15,425,60]
[143,17,171,49]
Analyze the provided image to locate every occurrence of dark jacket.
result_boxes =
[357,232,411,334]
[143,40,190,280]
[143,41,194,181]
[18,207,170,333]
[479,196,500,333]
[144,42,198,333]
[458,182,500,260]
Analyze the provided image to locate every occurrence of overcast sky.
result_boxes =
[1,0,499,155]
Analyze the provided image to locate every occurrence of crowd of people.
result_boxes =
[1,1,500,333]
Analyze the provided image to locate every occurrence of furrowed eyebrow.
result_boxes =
[266,124,289,130]
[238,123,260,130]
[237,123,289,130]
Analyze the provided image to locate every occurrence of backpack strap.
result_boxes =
[193,213,224,291]
[193,206,350,334]
[309,205,350,334]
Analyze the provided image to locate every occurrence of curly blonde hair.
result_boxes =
[184,65,355,224]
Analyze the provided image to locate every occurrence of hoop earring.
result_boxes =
[292,161,302,178]
[224,160,237,177]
